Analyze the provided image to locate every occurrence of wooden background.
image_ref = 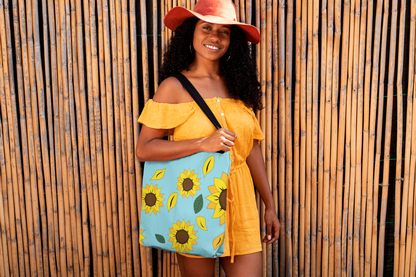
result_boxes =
[0,0,415,276]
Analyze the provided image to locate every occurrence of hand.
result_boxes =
[200,128,236,153]
[262,208,280,244]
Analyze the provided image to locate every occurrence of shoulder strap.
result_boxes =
[171,73,222,130]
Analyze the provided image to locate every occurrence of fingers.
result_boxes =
[262,218,281,244]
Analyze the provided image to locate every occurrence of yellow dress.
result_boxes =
[138,97,265,260]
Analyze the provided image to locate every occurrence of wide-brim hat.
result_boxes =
[164,0,260,44]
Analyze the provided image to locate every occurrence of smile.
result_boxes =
[204,44,220,51]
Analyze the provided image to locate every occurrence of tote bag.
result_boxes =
[139,73,232,258]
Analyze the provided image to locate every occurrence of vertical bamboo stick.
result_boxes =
[339,0,351,275]
[371,1,389,276]
[284,0,294,274]
[102,0,122,275]
[3,0,31,274]
[122,0,137,275]
[394,1,407,275]
[361,0,374,272]
[398,0,414,275]
[376,0,397,275]
[115,0,127,274]
[332,0,342,274]
[317,0,328,273]
[305,0,313,274]
[293,0,301,273]
[350,0,361,274]
[52,0,70,274]
[83,0,104,274]
[356,0,368,275]
[344,2,356,274]
[0,117,12,275]
[40,0,62,274]
[108,0,123,275]
[67,0,86,273]
[311,0,319,275]
[96,0,117,275]
[300,0,307,274]
[407,1,416,276]
[0,115,8,276]
[153,0,159,90]
[129,0,142,275]
[89,0,111,275]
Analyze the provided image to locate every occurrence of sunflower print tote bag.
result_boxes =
[139,151,232,258]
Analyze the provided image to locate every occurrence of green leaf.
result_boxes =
[194,194,203,214]
[155,234,165,244]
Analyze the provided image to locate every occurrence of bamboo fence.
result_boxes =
[0,0,414,276]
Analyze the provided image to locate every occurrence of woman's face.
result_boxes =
[192,20,231,62]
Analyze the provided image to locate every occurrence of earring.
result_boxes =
[189,44,193,53]
[223,52,231,61]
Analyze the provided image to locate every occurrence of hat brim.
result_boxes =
[164,6,260,44]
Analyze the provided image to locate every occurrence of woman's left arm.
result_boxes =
[246,140,281,244]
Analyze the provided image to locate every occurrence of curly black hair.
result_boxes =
[159,17,262,112]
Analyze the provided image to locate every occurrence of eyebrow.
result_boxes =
[201,21,231,29]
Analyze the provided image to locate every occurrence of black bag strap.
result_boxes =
[171,73,222,130]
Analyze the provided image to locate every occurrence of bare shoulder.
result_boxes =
[153,76,193,104]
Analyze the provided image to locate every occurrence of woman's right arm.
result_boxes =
[135,77,236,162]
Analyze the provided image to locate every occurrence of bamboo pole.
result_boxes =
[40,0,62,274]
[83,0,104,274]
[0,39,19,276]
[2,0,32,275]
[30,0,60,274]
[122,0,138,275]
[377,0,397,274]
[66,0,86,273]
[115,0,128,274]
[293,0,301,273]
[399,0,414,275]
[394,1,407,275]
[350,0,361,274]
[337,0,350,276]
[89,0,111,275]
[371,1,389,275]
[284,0,293,274]
[108,0,123,275]
[52,0,70,274]
[73,0,94,274]
[102,0,122,275]
[407,1,416,276]
[317,0,328,273]
[138,2,151,274]
[305,0,313,275]
[332,0,342,274]
[152,0,159,90]
[0,114,8,277]
[311,0,319,275]
[96,0,117,275]
[80,0,100,275]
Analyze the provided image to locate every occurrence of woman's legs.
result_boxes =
[220,252,262,277]
[176,254,216,277]
[176,251,262,277]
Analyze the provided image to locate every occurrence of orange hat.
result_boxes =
[164,0,260,44]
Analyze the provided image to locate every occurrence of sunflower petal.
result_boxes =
[196,216,207,231]
[203,156,215,177]
[167,192,178,212]
[151,169,166,180]
[213,233,225,250]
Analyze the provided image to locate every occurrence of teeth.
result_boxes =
[205,45,219,50]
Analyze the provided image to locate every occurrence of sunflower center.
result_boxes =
[176,230,189,244]
[145,193,156,206]
[219,189,227,210]
[182,178,194,192]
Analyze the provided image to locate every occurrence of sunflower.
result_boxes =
[139,229,146,245]
[206,172,228,225]
[142,184,164,215]
[168,220,198,253]
[176,169,201,198]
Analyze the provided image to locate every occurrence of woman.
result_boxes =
[136,0,280,276]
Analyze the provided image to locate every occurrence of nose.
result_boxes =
[209,30,221,42]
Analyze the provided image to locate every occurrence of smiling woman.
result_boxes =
[135,0,280,276]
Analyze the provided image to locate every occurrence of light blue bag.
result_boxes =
[139,151,232,257]
[139,73,232,257]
